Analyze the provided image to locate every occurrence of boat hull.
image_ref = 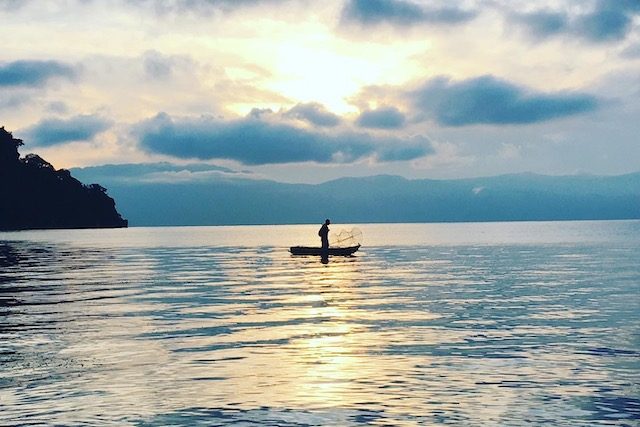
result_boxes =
[289,245,360,256]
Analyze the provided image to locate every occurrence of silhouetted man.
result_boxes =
[319,219,330,251]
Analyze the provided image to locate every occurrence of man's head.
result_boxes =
[325,219,330,225]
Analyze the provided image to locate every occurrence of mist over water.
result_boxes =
[1,221,639,426]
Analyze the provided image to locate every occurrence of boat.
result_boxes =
[289,244,360,256]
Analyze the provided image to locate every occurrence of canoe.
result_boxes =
[289,244,360,256]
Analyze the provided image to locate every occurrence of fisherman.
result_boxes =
[318,219,330,251]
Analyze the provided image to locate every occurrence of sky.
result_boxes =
[1,0,639,183]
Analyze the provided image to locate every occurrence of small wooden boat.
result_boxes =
[289,244,360,256]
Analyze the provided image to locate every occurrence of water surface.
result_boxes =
[1,221,639,426]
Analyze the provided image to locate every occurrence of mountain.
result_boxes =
[70,163,640,226]
[0,127,127,230]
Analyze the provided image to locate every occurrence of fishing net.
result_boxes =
[329,227,363,248]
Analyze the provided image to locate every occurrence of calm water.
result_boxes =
[1,221,639,426]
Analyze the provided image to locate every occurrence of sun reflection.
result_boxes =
[290,271,361,407]
[5,231,637,425]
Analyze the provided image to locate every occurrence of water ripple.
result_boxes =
[1,223,639,426]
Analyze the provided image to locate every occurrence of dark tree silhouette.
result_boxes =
[0,127,22,164]
[0,126,127,230]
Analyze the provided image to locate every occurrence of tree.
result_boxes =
[1,125,127,230]
[0,127,23,165]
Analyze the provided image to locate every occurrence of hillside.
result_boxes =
[0,127,127,230]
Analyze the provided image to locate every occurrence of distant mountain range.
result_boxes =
[70,162,640,226]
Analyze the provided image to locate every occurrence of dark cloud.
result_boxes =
[356,107,406,129]
[575,6,633,43]
[409,75,599,126]
[21,115,113,147]
[341,0,477,26]
[511,0,640,43]
[135,112,433,165]
[283,103,342,127]
[605,0,640,14]
[0,60,75,87]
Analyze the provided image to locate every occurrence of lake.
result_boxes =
[1,221,639,426]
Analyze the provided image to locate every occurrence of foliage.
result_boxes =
[0,126,127,230]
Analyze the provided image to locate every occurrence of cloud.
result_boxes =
[71,162,242,185]
[125,0,281,15]
[46,101,70,114]
[511,10,569,40]
[21,115,113,147]
[0,94,27,110]
[142,50,175,79]
[140,50,196,81]
[283,102,342,127]
[341,0,477,26]
[574,6,633,43]
[0,0,26,12]
[510,0,640,43]
[135,112,433,165]
[356,107,406,129]
[2,0,281,16]
[621,43,640,59]
[409,75,599,126]
[0,60,75,87]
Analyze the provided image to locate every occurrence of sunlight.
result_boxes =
[261,34,425,114]
[266,42,370,114]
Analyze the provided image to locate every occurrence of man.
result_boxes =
[318,219,330,251]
